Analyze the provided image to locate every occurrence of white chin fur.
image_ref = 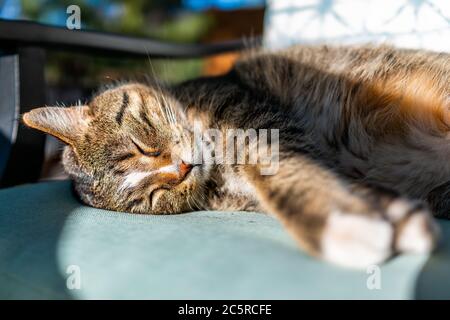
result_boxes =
[121,171,152,190]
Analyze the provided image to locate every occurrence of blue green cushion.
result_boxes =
[0,181,449,299]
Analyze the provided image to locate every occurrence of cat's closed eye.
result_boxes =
[131,139,161,157]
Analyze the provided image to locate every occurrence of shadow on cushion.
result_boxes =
[0,181,449,299]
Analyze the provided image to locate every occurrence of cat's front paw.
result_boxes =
[320,200,439,268]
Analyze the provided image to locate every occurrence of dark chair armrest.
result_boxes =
[0,19,258,58]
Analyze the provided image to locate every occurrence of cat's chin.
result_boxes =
[150,188,168,211]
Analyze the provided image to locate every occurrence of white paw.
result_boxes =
[320,201,440,269]
[321,211,394,269]
[395,208,440,254]
[385,199,440,254]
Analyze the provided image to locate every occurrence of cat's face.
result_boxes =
[23,83,210,214]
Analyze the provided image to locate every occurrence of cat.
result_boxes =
[23,44,449,268]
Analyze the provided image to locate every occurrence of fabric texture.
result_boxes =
[0,181,449,299]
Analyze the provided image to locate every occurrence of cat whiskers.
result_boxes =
[162,100,177,125]
[145,55,177,126]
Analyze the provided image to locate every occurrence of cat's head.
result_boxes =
[23,83,210,214]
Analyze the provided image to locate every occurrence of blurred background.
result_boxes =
[0,0,265,93]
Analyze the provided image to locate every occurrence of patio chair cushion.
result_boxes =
[0,181,449,299]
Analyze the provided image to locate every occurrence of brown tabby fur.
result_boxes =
[23,44,449,267]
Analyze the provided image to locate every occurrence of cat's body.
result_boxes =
[177,45,450,207]
[24,44,449,268]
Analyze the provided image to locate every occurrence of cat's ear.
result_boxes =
[23,106,91,145]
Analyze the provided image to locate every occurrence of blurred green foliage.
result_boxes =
[19,0,213,86]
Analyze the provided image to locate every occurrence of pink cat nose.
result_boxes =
[179,161,193,178]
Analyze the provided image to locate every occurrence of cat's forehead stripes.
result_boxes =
[115,90,144,124]
[115,92,129,125]
[110,87,175,132]
[139,109,154,131]
[128,90,148,119]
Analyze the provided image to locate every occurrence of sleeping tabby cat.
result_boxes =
[24,44,449,268]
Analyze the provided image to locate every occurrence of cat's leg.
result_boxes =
[241,156,439,268]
